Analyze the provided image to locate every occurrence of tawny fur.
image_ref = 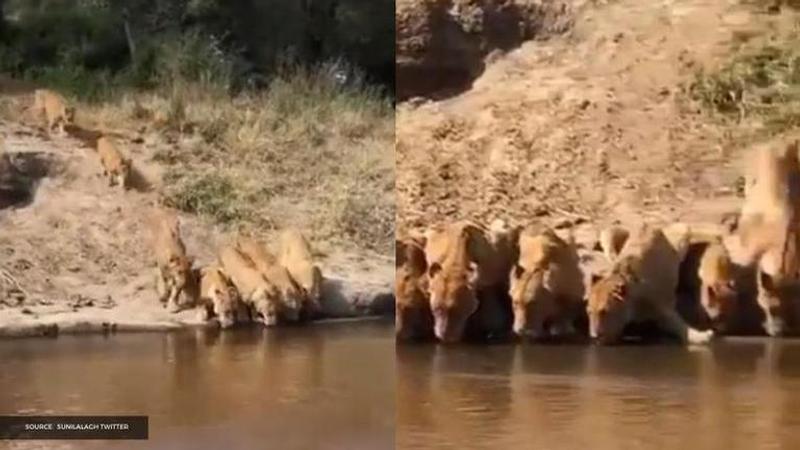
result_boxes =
[198,266,249,328]
[587,224,713,345]
[735,141,800,335]
[218,245,282,326]
[33,89,75,136]
[697,240,739,329]
[395,235,433,340]
[236,236,305,322]
[424,220,518,343]
[277,229,323,313]
[509,227,584,338]
[150,210,197,312]
[96,136,131,190]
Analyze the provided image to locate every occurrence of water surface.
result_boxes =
[0,320,394,450]
[397,339,800,450]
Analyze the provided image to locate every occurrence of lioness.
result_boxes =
[396,236,433,341]
[218,245,282,326]
[587,224,714,345]
[424,221,517,343]
[509,228,584,339]
[736,141,800,335]
[33,89,75,136]
[277,229,323,314]
[151,211,198,312]
[96,136,131,190]
[236,236,304,322]
[198,266,249,328]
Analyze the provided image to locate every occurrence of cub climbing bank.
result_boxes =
[33,89,75,136]
[96,136,131,190]
[150,210,198,312]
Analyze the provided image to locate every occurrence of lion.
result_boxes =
[509,228,585,339]
[734,141,800,335]
[235,235,305,322]
[395,235,433,341]
[218,244,282,326]
[33,89,75,136]
[198,265,250,328]
[695,240,741,332]
[424,220,517,343]
[96,136,131,190]
[277,229,323,314]
[150,210,198,312]
[587,223,714,345]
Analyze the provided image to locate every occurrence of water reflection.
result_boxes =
[397,339,800,450]
[0,320,394,450]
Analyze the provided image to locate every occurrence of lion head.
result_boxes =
[427,260,479,343]
[509,264,556,338]
[253,288,281,327]
[587,260,638,344]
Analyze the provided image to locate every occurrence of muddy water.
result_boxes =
[397,340,800,450]
[0,320,394,450]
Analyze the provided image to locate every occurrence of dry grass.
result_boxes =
[684,27,800,137]
[54,68,395,254]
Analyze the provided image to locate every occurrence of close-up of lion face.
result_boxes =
[587,273,633,344]
[509,265,555,338]
[427,261,479,343]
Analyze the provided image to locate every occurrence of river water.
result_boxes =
[0,320,394,450]
[397,339,800,450]
[4,324,800,450]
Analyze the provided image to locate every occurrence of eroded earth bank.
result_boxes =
[397,0,800,272]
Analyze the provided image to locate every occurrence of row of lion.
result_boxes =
[149,210,323,328]
[28,88,326,328]
[32,89,132,190]
[397,140,800,345]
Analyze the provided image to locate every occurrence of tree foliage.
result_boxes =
[0,0,394,95]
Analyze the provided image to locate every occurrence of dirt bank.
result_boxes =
[0,104,393,339]
[398,0,799,236]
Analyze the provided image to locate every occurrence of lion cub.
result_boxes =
[277,229,323,314]
[33,89,75,136]
[235,236,305,322]
[198,266,249,328]
[151,211,198,312]
[96,136,131,190]
[588,224,714,345]
[218,245,282,326]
